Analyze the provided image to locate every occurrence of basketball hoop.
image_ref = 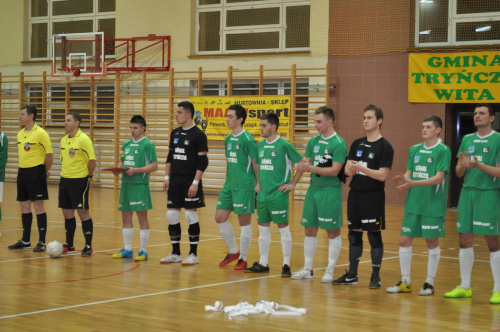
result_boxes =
[57,68,78,84]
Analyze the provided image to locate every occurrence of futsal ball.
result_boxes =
[46,240,64,258]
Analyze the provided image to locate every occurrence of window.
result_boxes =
[196,0,310,55]
[415,0,500,47]
[29,0,115,60]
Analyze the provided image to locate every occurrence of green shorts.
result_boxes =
[457,188,499,235]
[301,187,343,230]
[119,183,152,212]
[401,213,445,239]
[257,194,289,224]
[217,188,255,214]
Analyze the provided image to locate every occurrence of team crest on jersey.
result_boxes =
[24,143,31,151]
[414,155,420,163]
[236,144,240,150]
[356,150,363,157]
[69,148,75,158]
[368,152,375,159]
[135,149,139,154]
[174,138,179,144]
[468,145,475,153]
[427,157,434,163]
[125,148,130,154]
[184,140,190,145]
[228,143,232,150]
[483,146,490,153]
[271,151,277,157]
[259,150,265,157]
[314,145,320,153]
[324,148,330,154]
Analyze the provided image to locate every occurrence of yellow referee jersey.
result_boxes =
[60,129,96,178]
[17,124,53,168]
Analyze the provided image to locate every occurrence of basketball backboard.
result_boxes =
[52,32,106,79]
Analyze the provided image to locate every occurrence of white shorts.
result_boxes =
[0,181,3,202]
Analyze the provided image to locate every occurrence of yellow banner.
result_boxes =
[190,96,291,141]
[408,52,500,103]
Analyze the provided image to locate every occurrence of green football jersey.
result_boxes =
[305,133,347,190]
[120,137,158,184]
[458,131,500,190]
[405,142,451,217]
[223,130,257,190]
[257,136,303,201]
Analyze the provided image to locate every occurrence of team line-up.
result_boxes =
[2,102,500,304]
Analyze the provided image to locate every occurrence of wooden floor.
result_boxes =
[0,182,499,332]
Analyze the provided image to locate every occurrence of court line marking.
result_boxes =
[0,255,398,320]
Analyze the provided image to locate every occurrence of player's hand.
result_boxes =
[163,180,169,193]
[297,157,312,172]
[347,160,361,173]
[124,167,136,176]
[188,184,198,197]
[278,182,294,193]
[255,183,261,193]
[396,178,413,191]
[392,172,405,186]
[459,152,478,169]
[46,171,50,179]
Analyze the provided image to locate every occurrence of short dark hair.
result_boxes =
[228,104,247,125]
[475,103,494,116]
[21,104,38,121]
[261,112,279,130]
[130,115,147,132]
[315,106,335,122]
[423,115,443,129]
[178,101,195,119]
[67,111,82,126]
[364,104,383,128]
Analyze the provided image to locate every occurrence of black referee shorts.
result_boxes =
[167,174,205,209]
[347,188,386,231]
[58,176,91,210]
[17,165,49,202]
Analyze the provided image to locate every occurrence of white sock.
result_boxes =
[303,236,317,270]
[139,229,150,253]
[258,225,271,266]
[218,221,238,254]
[123,228,134,251]
[279,226,292,266]
[239,224,252,260]
[490,251,500,291]
[328,236,342,271]
[459,247,474,289]
[426,247,440,285]
[399,246,412,284]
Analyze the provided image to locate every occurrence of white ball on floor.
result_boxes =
[46,240,64,258]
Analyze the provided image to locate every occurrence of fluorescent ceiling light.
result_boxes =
[419,30,431,35]
[476,26,492,32]
[420,0,433,3]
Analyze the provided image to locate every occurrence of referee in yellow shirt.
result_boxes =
[59,111,96,256]
[9,105,53,252]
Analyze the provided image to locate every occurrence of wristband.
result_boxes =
[192,179,199,185]
[165,175,170,180]
[89,174,93,178]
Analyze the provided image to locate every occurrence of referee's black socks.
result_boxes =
[82,218,93,247]
[21,213,33,243]
[36,213,47,244]
[65,217,77,247]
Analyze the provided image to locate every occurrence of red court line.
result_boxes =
[0,254,141,287]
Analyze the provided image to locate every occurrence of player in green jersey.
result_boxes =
[291,106,347,283]
[112,115,158,261]
[245,112,304,277]
[444,104,500,304]
[387,115,451,296]
[216,104,258,270]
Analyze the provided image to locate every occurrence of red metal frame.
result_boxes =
[105,34,171,72]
